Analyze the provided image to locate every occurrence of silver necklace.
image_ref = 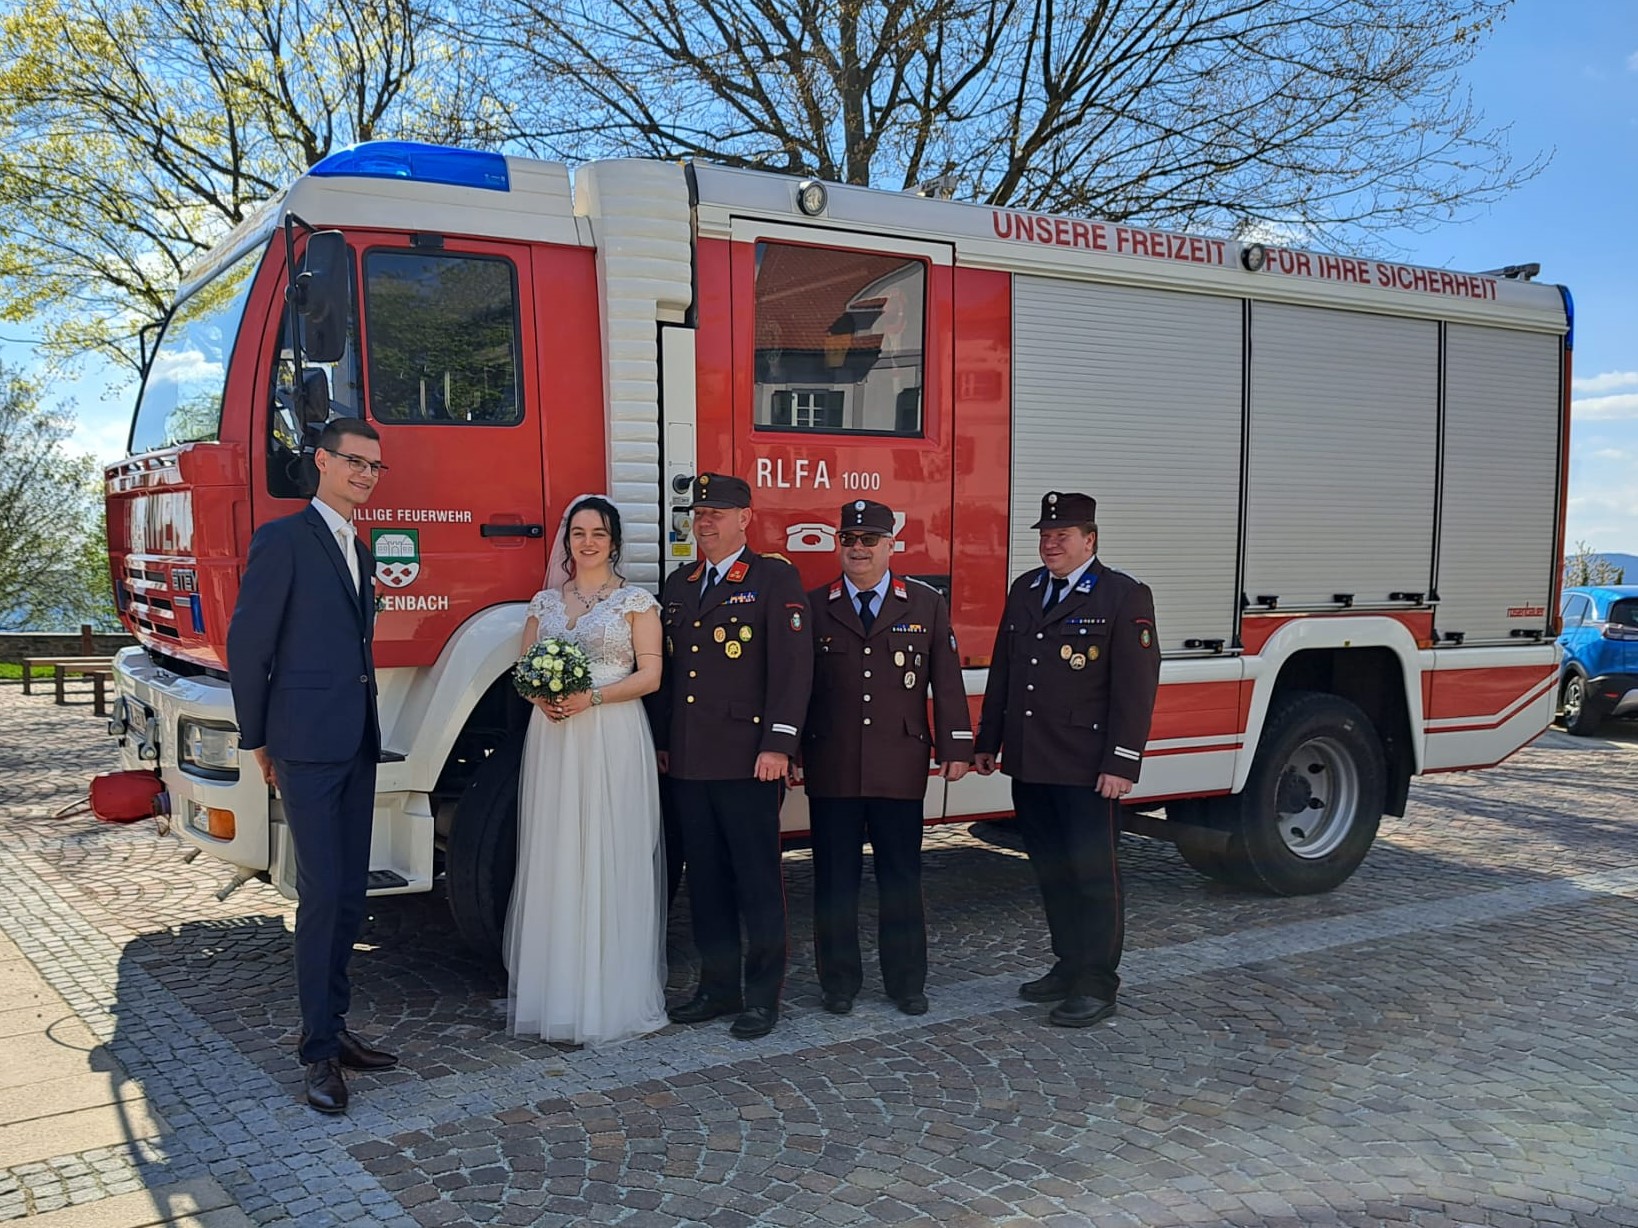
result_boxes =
[568,578,616,610]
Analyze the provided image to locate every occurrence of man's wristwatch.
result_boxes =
[590,688,604,706]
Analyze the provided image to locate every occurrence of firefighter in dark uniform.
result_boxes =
[797,499,973,1017]
[974,491,1160,1027]
[653,473,813,1039]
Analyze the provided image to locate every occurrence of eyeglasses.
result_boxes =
[839,532,884,547]
[323,449,389,476]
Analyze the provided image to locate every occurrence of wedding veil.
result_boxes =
[543,492,618,593]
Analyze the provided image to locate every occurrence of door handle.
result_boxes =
[480,523,545,538]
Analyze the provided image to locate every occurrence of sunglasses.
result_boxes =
[323,449,389,476]
[839,532,885,547]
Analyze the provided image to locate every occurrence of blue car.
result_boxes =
[1557,585,1638,736]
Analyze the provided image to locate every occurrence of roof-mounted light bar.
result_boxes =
[308,141,510,193]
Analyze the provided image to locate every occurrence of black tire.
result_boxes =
[1561,673,1603,737]
[444,733,523,958]
[1226,691,1386,896]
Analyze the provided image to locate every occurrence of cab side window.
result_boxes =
[364,251,522,425]
[753,242,926,436]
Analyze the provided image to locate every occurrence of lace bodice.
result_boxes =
[525,586,658,688]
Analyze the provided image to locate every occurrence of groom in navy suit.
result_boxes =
[227,417,399,1114]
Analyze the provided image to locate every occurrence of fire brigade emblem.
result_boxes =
[371,530,421,588]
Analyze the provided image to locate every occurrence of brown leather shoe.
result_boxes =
[337,1030,398,1071]
[305,1059,348,1114]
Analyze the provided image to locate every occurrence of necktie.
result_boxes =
[1045,576,1067,610]
[857,590,877,632]
[337,527,358,592]
[702,564,719,596]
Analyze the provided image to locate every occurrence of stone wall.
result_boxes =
[0,629,136,665]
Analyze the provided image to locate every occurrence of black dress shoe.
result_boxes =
[305,1059,348,1114]
[1048,995,1117,1028]
[729,1006,778,1039]
[895,993,929,1016]
[337,1030,399,1071]
[1018,969,1072,1002]
[667,993,743,1025]
[821,992,854,1015]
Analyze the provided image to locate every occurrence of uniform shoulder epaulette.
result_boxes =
[904,576,942,594]
[1101,565,1145,586]
[757,551,797,568]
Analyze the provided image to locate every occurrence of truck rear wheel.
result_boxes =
[1225,691,1385,895]
[445,734,522,958]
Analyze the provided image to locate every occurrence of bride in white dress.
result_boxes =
[504,494,669,1045]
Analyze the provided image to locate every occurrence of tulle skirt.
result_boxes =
[503,698,668,1046]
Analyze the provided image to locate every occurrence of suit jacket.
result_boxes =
[802,575,974,800]
[653,552,813,780]
[976,559,1160,786]
[226,504,379,763]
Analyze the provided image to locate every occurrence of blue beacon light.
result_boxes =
[307,141,510,193]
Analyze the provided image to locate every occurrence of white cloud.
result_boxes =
[1571,370,1638,394]
[1572,392,1638,421]
[1628,50,1638,71]
[1590,448,1635,461]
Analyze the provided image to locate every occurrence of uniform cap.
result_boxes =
[1030,490,1097,530]
[839,499,896,534]
[688,473,752,509]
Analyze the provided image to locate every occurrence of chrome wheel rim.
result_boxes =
[1274,735,1359,859]
[1564,677,1584,724]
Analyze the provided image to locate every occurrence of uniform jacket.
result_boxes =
[976,559,1159,786]
[654,552,814,780]
[802,575,974,800]
[226,504,378,762]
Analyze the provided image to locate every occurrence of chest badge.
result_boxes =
[739,626,753,642]
[903,670,917,689]
[725,640,743,659]
[1060,644,1073,660]
[894,650,906,667]
[713,626,727,643]
[1087,645,1100,662]
[1070,653,1087,670]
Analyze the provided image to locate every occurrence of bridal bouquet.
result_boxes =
[512,638,593,700]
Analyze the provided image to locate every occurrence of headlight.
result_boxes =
[179,719,240,777]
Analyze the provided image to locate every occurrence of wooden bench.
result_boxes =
[20,656,117,718]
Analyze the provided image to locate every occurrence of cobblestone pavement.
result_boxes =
[2,681,1637,1226]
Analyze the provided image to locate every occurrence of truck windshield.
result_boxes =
[129,247,262,455]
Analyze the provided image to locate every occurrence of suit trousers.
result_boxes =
[809,796,927,1001]
[671,778,787,1010]
[276,748,377,1063]
[1011,780,1124,1001]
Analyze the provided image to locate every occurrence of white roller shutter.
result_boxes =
[1244,304,1438,609]
[1012,278,1241,650]
[1436,325,1562,643]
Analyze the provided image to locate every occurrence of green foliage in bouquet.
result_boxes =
[513,638,593,699]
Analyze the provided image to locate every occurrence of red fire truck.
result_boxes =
[104,142,1570,954]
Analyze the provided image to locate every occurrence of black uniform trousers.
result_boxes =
[810,797,927,1001]
[276,744,377,1064]
[1011,780,1124,1002]
[671,778,787,1010]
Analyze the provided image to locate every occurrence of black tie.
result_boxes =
[1046,576,1068,610]
[857,590,877,632]
[703,564,719,595]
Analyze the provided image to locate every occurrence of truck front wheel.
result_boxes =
[1225,691,1386,895]
[444,734,522,958]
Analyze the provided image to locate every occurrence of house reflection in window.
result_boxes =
[753,243,925,436]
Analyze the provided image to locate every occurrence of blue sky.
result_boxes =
[2,0,1634,553]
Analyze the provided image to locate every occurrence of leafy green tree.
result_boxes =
[484,0,1541,245]
[0,360,114,629]
[0,0,504,374]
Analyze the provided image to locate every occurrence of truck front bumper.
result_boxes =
[108,647,435,896]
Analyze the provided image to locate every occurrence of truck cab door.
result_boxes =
[727,225,956,598]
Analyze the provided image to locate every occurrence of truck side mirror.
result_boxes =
[298,367,332,426]
[294,231,350,364]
